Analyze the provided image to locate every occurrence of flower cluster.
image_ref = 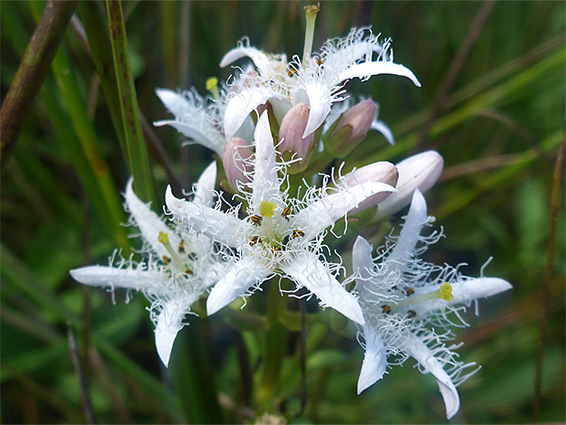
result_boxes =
[70,12,511,419]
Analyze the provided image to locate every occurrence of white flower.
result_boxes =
[220,28,421,140]
[165,111,396,324]
[70,163,224,366]
[352,190,512,419]
[153,88,227,156]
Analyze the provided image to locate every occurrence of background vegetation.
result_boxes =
[1,1,564,423]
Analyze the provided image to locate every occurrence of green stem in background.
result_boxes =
[169,319,224,424]
[257,280,288,407]
[26,1,129,251]
[0,0,78,174]
[77,0,127,159]
[106,0,157,205]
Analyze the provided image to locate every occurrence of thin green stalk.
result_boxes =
[77,0,127,159]
[106,0,156,204]
[257,280,287,407]
[0,0,78,174]
[28,0,129,251]
[533,139,564,422]
[1,4,113,241]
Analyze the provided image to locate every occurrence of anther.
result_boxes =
[281,206,291,221]
[250,215,263,226]
[250,236,262,246]
[404,288,415,296]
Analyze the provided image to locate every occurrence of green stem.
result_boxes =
[106,0,157,204]
[257,280,287,407]
[0,0,78,174]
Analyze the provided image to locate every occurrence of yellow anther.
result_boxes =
[440,282,454,302]
[158,231,169,245]
[259,201,277,218]
[206,77,220,99]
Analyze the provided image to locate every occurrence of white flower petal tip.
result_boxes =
[357,328,387,394]
[461,277,513,299]
[155,88,179,110]
[155,327,178,367]
[194,161,217,206]
[438,380,460,419]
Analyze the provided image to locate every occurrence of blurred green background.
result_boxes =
[1,1,564,423]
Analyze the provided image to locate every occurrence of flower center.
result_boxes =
[158,231,192,274]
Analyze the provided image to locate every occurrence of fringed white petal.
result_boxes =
[206,256,271,316]
[281,254,365,325]
[154,89,224,156]
[251,111,283,209]
[405,334,460,419]
[69,266,166,296]
[387,190,427,264]
[301,82,332,138]
[193,161,217,207]
[155,88,186,115]
[352,236,375,300]
[165,186,245,247]
[220,46,287,78]
[339,61,422,87]
[371,119,395,145]
[224,87,280,140]
[155,297,197,367]
[153,120,224,156]
[410,277,513,317]
[124,179,179,258]
[292,182,395,241]
[357,324,387,394]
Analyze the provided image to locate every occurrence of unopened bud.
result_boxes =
[340,161,399,213]
[325,100,377,158]
[278,103,316,174]
[376,151,444,219]
[222,137,253,191]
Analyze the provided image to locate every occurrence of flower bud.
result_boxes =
[340,161,399,213]
[278,103,316,174]
[325,100,377,158]
[376,151,444,220]
[222,137,253,191]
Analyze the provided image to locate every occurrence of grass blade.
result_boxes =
[106,0,156,204]
[0,0,78,173]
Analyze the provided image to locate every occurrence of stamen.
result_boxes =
[158,231,188,272]
[281,206,291,221]
[302,3,320,63]
[206,77,220,100]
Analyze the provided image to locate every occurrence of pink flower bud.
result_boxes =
[325,100,377,158]
[340,161,399,213]
[376,151,444,219]
[222,137,253,191]
[278,103,316,174]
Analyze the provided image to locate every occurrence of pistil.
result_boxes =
[158,231,188,272]
[206,77,220,100]
[259,200,277,241]
[393,282,454,310]
[302,4,320,64]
